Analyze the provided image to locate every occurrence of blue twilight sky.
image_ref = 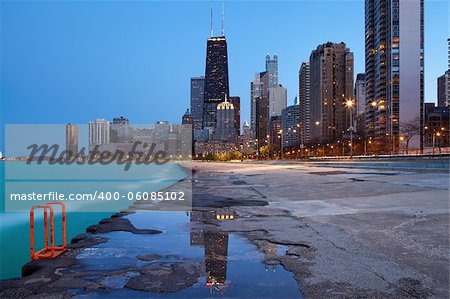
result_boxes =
[0,0,449,151]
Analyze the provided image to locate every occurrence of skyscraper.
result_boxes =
[365,0,424,151]
[190,76,205,131]
[310,42,354,144]
[215,98,236,143]
[265,54,279,88]
[250,55,278,135]
[437,74,449,107]
[268,84,287,118]
[250,73,263,132]
[269,116,282,154]
[355,74,366,116]
[448,38,450,69]
[437,39,450,108]
[298,62,311,145]
[229,96,241,136]
[204,231,229,286]
[255,96,269,149]
[250,71,270,133]
[65,123,78,159]
[203,36,230,129]
[282,104,300,148]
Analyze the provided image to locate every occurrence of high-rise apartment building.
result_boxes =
[437,39,450,108]
[310,42,354,144]
[365,0,424,151]
[298,62,311,145]
[190,76,205,131]
[448,38,450,69]
[203,37,230,129]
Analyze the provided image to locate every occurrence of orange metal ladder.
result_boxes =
[30,202,67,260]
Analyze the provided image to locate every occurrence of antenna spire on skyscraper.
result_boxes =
[210,1,214,37]
[221,0,225,36]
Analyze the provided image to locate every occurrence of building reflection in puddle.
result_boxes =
[189,208,236,295]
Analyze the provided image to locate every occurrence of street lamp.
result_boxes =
[345,99,355,158]
[436,132,442,154]
[426,126,444,155]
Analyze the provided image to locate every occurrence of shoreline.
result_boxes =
[1,161,448,298]
[0,162,192,281]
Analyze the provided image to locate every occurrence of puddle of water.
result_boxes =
[73,211,302,298]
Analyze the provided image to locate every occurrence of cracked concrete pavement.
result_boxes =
[192,161,449,298]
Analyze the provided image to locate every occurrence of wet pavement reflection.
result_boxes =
[72,210,302,298]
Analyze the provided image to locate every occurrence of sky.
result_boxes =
[1,0,449,151]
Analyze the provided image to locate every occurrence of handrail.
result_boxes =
[30,202,67,260]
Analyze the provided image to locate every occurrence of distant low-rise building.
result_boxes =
[424,103,449,148]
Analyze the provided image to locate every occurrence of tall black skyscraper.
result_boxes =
[203,36,230,129]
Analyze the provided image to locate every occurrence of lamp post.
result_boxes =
[297,123,302,159]
[427,126,444,156]
[279,129,283,159]
[345,99,355,159]
[435,131,442,154]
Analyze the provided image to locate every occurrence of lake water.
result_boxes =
[0,162,189,279]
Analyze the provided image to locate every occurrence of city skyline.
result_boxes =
[1,1,448,150]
